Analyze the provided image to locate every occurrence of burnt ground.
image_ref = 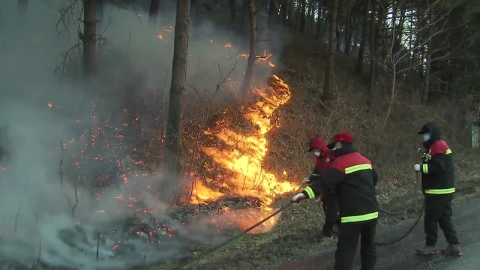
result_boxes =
[149,178,480,270]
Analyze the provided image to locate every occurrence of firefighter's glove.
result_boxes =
[291,193,307,203]
[302,177,311,184]
[413,164,421,172]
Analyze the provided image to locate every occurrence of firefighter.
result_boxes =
[414,121,463,256]
[292,133,379,270]
[303,137,340,238]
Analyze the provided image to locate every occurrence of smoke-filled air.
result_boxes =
[0,0,297,269]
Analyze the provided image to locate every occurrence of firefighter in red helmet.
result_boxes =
[304,137,340,238]
[292,133,379,270]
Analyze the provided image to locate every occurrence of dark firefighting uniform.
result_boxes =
[307,138,339,236]
[303,143,379,270]
[419,122,460,247]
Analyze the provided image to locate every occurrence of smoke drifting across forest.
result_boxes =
[0,0,284,269]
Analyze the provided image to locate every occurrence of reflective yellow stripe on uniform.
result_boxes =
[425,188,455,195]
[304,186,315,199]
[422,148,452,174]
[422,164,428,174]
[344,164,372,174]
[341,212,378,223]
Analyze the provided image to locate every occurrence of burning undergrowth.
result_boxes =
[0,72,297,269]
[0,2,296,268]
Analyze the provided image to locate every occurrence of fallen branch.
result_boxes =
[14,206,21,232]
[37,238,42,264]
[71,184,79,218]
[58,141,73,208]
[96,232,101,260]
[60,140,64,185]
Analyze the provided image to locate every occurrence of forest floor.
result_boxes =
[143,32,480,270]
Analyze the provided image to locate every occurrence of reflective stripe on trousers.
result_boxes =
[340,212,378,223]
[424,188,455,195]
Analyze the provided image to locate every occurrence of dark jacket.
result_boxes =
[420,122,455,195]
[302,144,379,223]
[307,138,334,183]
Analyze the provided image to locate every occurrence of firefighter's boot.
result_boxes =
[442,244,463,257]
[416,245,440,255]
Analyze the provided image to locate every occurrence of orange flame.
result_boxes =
[193,75,298,233]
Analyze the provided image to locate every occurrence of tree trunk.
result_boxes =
[344,5,352,55]
[422,11,435,104]
[241,0,249,32]
[268,0,277,27]
[366,0,376,110]
[394,3,406,57]
[281,0,288,24]
[318,1,328,39]
[18,0,28,9]
[149,0,160,26]
[306,0,313,33]
[165,0,191,174]
[288,0,295,26]
[335,0,343,52]
[389,1,397,72]
[299,0,306,32]
[82,0,96,145]
[240,0,257,94]
[18,0,28,21]
[374,0,386,71]
[191,0,198,25]
[316,1,322,37]
[352,28,360,56]
[97,0,105,28]
[355,0,369,73]
[323,0,340,102]
[229,0,236,27]
[82,0,96,83]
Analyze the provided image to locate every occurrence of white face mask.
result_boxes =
[423,134,431,142]
[313,151,321,157]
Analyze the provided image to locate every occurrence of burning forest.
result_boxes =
[0,1,297,269]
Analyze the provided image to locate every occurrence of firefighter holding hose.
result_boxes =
[303,137,340,238]
[414,121,463,256]
[292,133,379,270]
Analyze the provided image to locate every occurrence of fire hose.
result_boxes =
[171,203,292,270]
[374,171,424,246]
[173,172,424,269]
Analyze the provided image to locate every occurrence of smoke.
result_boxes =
[0,0,286,269]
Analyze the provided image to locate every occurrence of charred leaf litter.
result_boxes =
[0,196,264,270]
